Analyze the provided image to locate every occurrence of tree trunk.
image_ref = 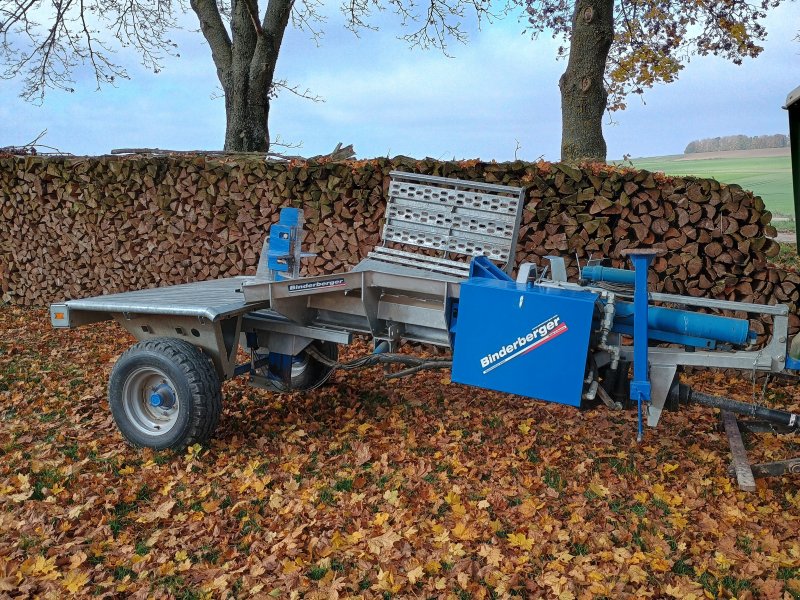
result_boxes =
[559,0,614,163]
[224,99,270,152]
[191,0,292,153]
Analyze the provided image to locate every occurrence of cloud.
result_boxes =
[271,19,564,160]
[0,2,798,160]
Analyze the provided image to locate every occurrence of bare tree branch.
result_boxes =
[189,0,233,85]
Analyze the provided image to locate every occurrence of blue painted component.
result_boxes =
[373,340,390,354]
[268,352,293,384]
[627,253,656,442]
[581,265,636,285]
[245,331,258,350]
[612,302,751,347]
[611,323,717,349]
[447,299,459,349]
[267,208,303,280]
[469,256,513,281]
[452,278,597,406]
[234,362,252,377]
[149,384,176,409]
[786,356,800,370]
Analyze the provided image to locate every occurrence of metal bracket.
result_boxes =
[647,364,678,427]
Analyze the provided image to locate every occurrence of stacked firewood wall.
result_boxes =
[1,155,797,331]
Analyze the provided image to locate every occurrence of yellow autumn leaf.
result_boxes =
[376,568,402,593]
[627,564,648,583]
[445,490,461,505]
[519,498,545,517]
[663,463,679,474]
[347,530,364,544]
[518,420,531,435]
[424,560,442,574]
[588,481,609,498]
[175,550,188,561]
[507,532,534,551]
[187,443,202,456]
[650,557,671,572]
[202,499,221,513]
[452,520,474,540]
[372,512,390,526]
[457,572,469,588]
[407,565,424,584]
[24,554,58,577]
[281,557,303,575]
[383,489,399,506]
[478,544,503,567]
[367,529,402,554]
[714,551,732,571]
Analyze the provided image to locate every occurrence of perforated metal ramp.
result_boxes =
[357,171,525,281]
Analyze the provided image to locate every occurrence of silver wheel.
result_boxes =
[122,366,181,436]
[109,338,222,450]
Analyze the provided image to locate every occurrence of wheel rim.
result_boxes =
[122,366,180,436]
[290,353,310,379]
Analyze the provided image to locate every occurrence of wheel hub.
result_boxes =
[121,366,181,436]
[149,384,176,409]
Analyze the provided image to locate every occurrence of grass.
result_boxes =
[617,153,794,218]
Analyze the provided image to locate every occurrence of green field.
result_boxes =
[620,153,794,217]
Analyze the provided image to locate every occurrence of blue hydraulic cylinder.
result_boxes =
[612,303,752,347]
[581,265,636,286]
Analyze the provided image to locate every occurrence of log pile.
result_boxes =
[0,155,797,331]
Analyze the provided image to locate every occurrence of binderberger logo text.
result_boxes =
[480,315,568,374]
[287,278,345,293]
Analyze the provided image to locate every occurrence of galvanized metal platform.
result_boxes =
[51,277,262,327]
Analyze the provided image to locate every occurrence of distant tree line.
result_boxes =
[684,134,790,154]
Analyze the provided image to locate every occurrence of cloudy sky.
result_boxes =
[0,2,798,161]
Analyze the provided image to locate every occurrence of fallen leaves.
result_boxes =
[62,569,90,593]
[366,530,402,555]
[2,307,800,598]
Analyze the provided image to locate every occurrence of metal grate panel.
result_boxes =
[379,171,526,275]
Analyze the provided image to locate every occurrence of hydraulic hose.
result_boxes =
[669,383,800,429]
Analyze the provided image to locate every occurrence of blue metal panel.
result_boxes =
[267,224,292,273]
[452,278,597,406]
[267,208,304,279]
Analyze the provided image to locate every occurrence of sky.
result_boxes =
[0,2,798,162]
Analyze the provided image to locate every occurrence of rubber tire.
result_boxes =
[261,341,338,392]
[108,337,222,450]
